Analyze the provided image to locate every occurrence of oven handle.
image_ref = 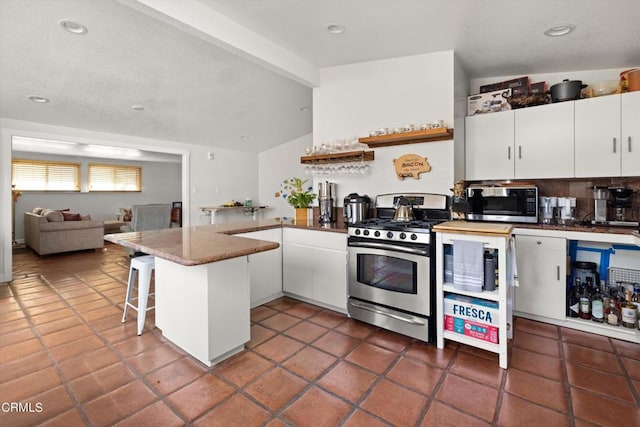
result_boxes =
[349,300,426,325]
[348,241,429,256]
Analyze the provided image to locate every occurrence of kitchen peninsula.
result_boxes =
[104,223,280,367]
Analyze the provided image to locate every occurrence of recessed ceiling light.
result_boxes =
[28,95,50,103]
[544,24,575,37]
[300,106,310,112]
[131,105,145,111]
[59,19,88,35]
[240,136,249,140]
[327,23,345,34]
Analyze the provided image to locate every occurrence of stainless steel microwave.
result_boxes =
[466,185,538,223]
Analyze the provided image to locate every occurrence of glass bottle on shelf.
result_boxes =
[605,298,620,327]
[578,280,591,320]
[567,278,580,318]
[591,283,604,323]
[621,289,637,329]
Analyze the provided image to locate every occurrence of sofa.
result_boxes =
[24,209,105,255]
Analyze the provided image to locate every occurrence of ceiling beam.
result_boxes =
[120,0,320,87]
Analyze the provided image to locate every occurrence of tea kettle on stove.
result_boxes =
[393,196,414,222]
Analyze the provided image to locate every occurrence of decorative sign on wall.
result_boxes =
[393,154,431,180]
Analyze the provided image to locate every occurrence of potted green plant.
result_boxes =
[275,177,316,221]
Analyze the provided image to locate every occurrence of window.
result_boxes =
[88,163,142,192]
[12,159,80,191]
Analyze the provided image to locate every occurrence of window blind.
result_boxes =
[88,163,141,192]
[12,159,80,191]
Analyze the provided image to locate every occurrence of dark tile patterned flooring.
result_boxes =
[1,244,639,426]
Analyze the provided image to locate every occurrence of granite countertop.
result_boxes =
[104,224,279,266]
[104,218,346,266]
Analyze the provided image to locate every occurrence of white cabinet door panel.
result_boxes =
[515,235,566,320]
[575,95,621,178]
[514,102,574,179]
[465,111,515,180]
[282,243,313,299]
[622,91,640,176]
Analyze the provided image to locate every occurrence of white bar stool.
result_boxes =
[122,255,155,335]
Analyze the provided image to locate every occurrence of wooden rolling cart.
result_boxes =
[433,221,515,369]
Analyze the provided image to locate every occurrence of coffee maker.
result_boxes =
[539,196,556,224]
[608,187,639,227]
[318,181,336,224]
[591,186,609,225]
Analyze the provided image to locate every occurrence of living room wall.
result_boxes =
[12,151,182,242]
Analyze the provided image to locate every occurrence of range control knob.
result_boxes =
[374,230,381,237]
[410,233,418,241]
[386,231,394,239]
[363,229,370,236]
[399,232,407,240]
[355,229,361,235]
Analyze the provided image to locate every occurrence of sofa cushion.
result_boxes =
[62,212,81,221]
[43,210,64,222]
[32,207,44,215]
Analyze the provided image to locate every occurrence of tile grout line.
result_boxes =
[44,264,194,426]
[9,274,94,426]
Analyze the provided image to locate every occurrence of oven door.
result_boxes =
[348,240,430,316]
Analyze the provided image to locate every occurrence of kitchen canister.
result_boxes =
[484,251,496,291]
[628,69,640,92]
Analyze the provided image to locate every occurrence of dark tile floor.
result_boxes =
[1,244,639,426]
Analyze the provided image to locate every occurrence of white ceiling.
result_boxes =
[1,0,639,154]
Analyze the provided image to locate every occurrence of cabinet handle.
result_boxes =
[629,136,632,153]
[507,146,511,160]
[557,266,560,281]
[536,241,542,245]
[613,137,617,153]
[518,145,522,159]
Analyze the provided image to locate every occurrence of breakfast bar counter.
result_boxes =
[104,225,279,367]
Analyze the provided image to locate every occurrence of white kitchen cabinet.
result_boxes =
[282,243,314,299]
[282,228,347,312]
[514,235,567,320]
[514,101,575,179]
[621,91,640,176]
[465,102,574,181]
[575,94,622,177]
[465,110,515,180]
[235,228,283,308]
[575,92,640,178]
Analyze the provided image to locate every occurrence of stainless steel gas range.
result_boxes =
[347,193,450,342]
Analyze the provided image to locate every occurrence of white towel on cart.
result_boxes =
[452,239,484,290]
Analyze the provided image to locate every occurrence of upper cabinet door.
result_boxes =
[465,110,515,181]
[514,102,575,179]
[575,95,621,178]
[622,91,640,176]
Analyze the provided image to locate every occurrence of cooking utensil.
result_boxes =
[590,80,619,97]
[549,79,587,102]
[393,196,414,222]
[502,92,550,109]
[343,193,371,225]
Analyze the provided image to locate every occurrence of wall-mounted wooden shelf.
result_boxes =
[300,150,375,164]
[359,127,454,148]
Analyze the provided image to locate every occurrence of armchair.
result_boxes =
[120,204,172,233]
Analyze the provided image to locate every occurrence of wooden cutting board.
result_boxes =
[433,221,513,235]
